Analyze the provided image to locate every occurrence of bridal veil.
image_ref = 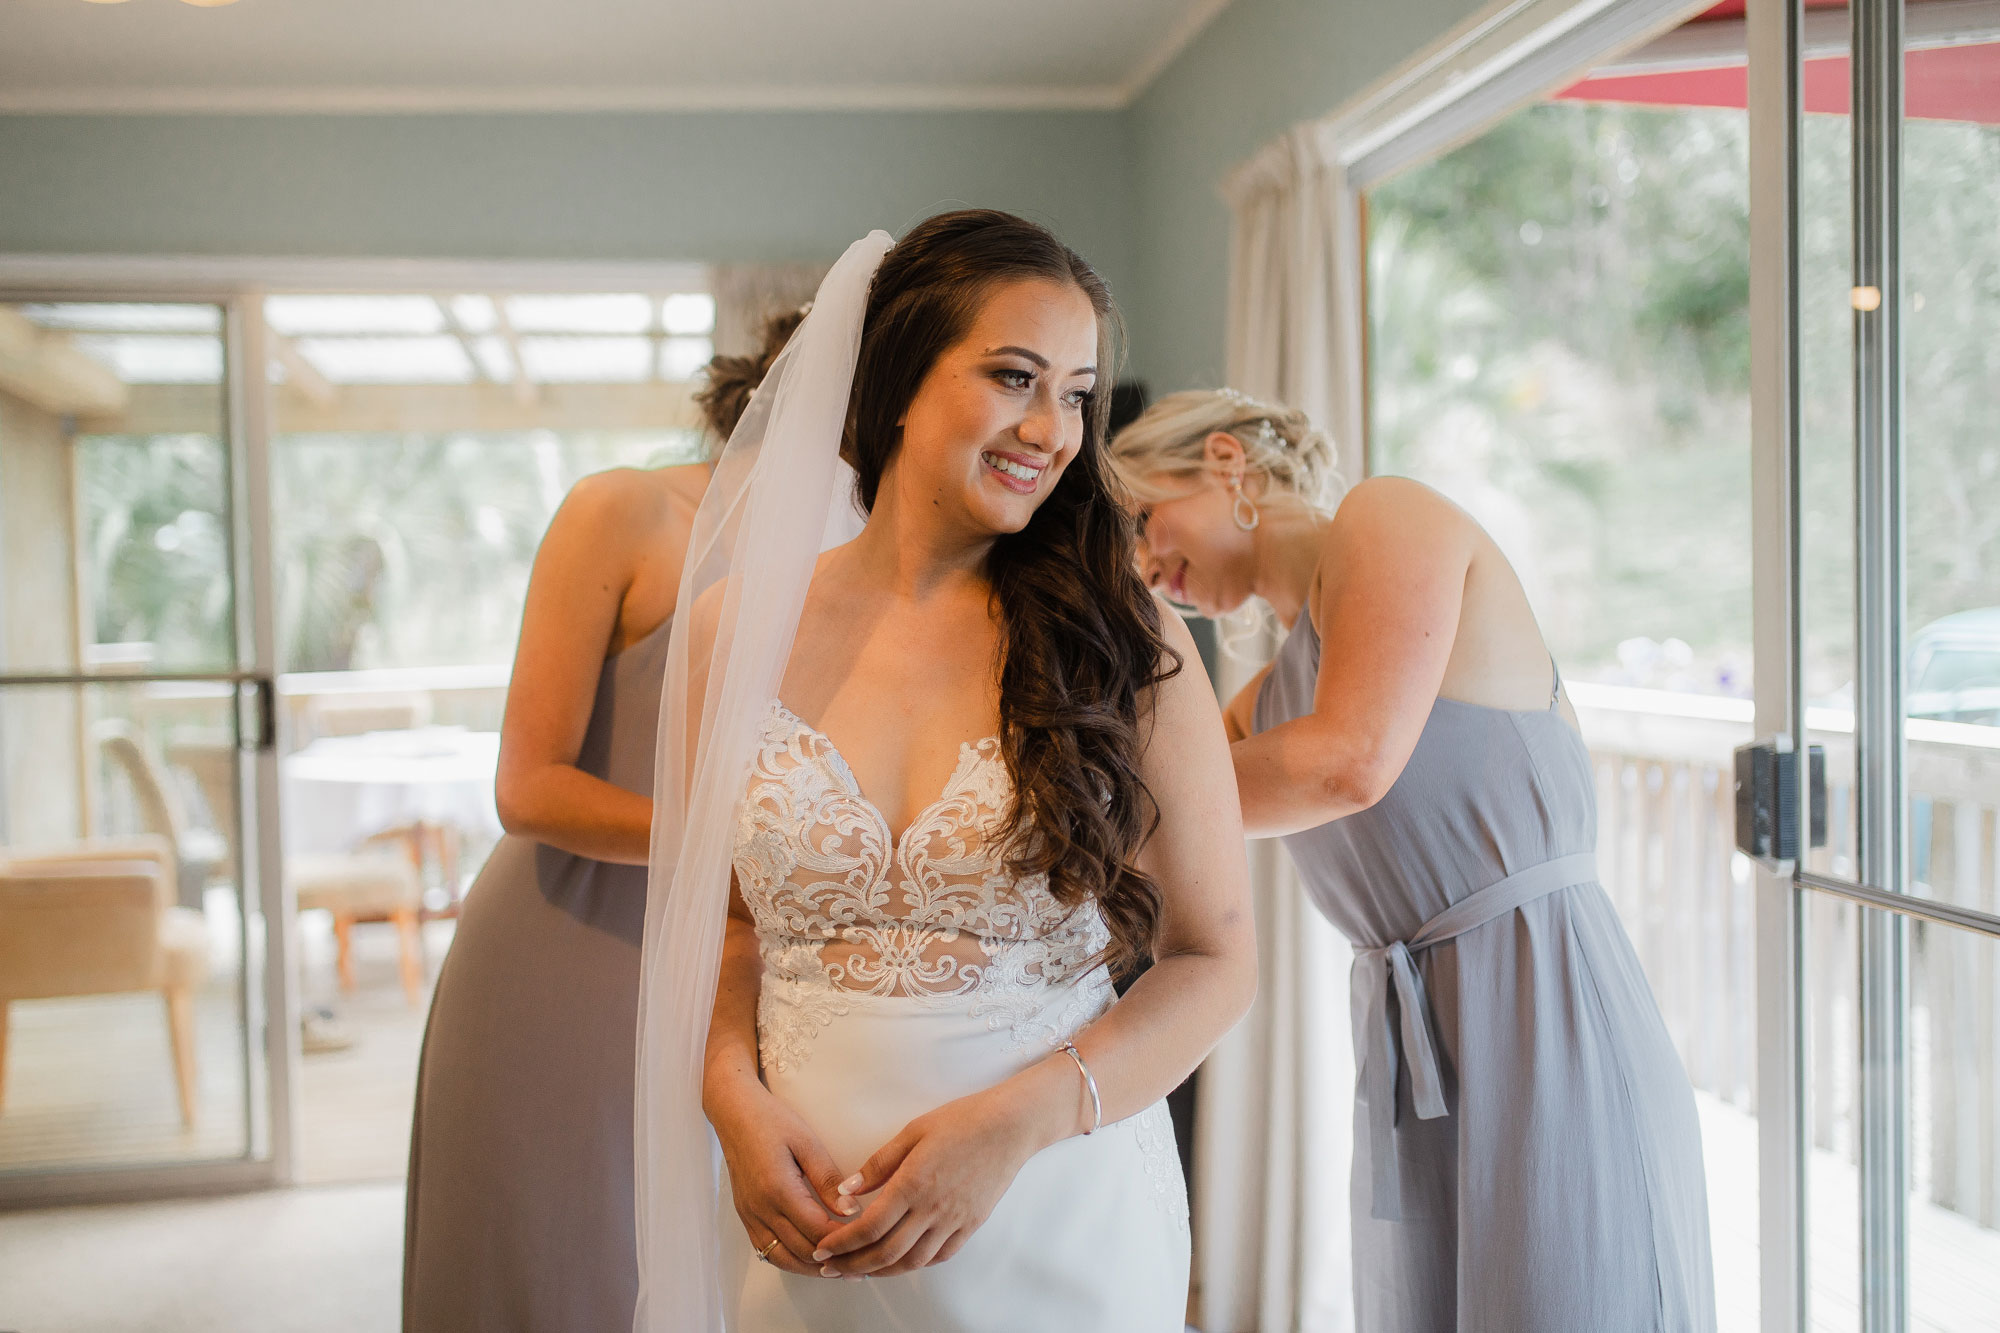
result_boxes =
[634,231,893,1333]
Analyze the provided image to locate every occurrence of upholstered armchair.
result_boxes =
[0,836,210,1125]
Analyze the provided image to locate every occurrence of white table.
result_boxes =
[281,726,502,858]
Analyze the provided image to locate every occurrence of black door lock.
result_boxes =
[1733,737,1827,865]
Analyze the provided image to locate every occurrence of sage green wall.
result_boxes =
[0,0,1499,392]
[0,109,1138,299]
[1124,0,1495,391]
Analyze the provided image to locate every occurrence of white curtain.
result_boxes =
[1192,123,1365,1333]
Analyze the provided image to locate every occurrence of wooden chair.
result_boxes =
[168,735,430,1007]
[289,853,426,1007]
[0,837,209,1125]
[92,720,227,909]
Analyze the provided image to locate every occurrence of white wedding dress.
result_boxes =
[719,700,1190,1333]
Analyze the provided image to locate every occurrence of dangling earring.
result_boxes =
[1228,473,1261,531]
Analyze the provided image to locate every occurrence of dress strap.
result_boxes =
[1350,851,1598,1222]
[1549,656,1563,709]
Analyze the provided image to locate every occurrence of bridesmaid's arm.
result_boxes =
[812,612,1257,1277]
[1222,662,1272,743]
[493,472,671,866]
[1229,477,1473,839]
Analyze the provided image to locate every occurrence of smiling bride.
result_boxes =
[632,210,1255,1333]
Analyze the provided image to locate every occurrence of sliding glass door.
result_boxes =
[1355,0,1997,1325]
[1762,1,2000,1328]
[0,295,292,1201]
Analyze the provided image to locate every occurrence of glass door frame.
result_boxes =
[0,253,707,1206]
[1751,0,2000,1328]
[0,288,297,1206]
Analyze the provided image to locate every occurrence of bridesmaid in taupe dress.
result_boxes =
[402,313,800,1331]
[1112,389,1714,1331]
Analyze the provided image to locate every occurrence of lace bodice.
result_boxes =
[733,701,1112,1072]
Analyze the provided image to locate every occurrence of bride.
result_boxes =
[634,209,1256,1332]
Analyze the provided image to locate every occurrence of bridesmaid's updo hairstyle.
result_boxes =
[1110,387,1342,509]
[845,208,1178,979]
[693,306,807,446]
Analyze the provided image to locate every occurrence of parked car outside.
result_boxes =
[1908,608,2000,727]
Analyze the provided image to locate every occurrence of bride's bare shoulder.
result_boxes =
[1139,611,1214,736]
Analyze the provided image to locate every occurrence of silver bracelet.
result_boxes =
[1057,1040,1102,1136]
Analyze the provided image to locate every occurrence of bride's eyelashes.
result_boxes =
[987,364,1093,411]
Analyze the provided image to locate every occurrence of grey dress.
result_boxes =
[403,615,668,1332]
[1255,614,1715,1332]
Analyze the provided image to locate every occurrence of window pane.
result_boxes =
[1804,891,1862,1331]
[502,293,652,334]
[0,679,256,1174]
[1,301,235,675]
[262,289,710,1183]
[1902,30,2000,915]
[265,295,445,336]
[1907,920,2000,1326]
[1798,8,1862,888]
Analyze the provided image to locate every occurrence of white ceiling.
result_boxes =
[0,0,1234,112]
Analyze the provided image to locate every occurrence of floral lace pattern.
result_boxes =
[735,702,1111,1073]
[1129,1102,1192,1233]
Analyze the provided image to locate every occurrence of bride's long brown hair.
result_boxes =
[843,209,1179,977]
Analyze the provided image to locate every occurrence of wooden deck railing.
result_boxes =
[1574,681,2000,1232]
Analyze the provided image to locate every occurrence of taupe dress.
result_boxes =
[1255,613,1715,1331]
[403,615,668,1332]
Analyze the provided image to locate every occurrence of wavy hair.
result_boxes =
[845,209,1179,977]
[693,306,808,447]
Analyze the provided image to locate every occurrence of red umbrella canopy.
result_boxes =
[1556,0,2000,124]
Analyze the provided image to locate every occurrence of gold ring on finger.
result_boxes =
[756,1237,781,1263]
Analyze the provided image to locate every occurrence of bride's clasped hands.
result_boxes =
[703,1068,847,1279]
[812,1042,1107,1278]
[715,1054,1091,1281]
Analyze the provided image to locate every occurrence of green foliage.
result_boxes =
[76,427,699,674]
[273,430,699,672]
[1369,101,2000,697]
[77,433,234,669]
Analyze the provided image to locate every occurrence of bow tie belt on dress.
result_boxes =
[1351,851,1599,1222]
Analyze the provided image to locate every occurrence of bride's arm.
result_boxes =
[702,883,852,1276]
[683,580,849,1276]
[811,612,1256,1277]
[1039,609,1258,1120]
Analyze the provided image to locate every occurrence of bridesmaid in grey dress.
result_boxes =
[403,314,801,1330]
[1111,389,1715,1331]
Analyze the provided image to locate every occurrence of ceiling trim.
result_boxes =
[0,82,1131,116]
[1118,0,1236,102]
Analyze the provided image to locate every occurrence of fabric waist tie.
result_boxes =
[1351,851,1598,1222]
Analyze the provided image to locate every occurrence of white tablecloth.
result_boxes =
[282,726,502,856]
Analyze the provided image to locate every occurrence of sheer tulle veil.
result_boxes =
[634,231,893,1332]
